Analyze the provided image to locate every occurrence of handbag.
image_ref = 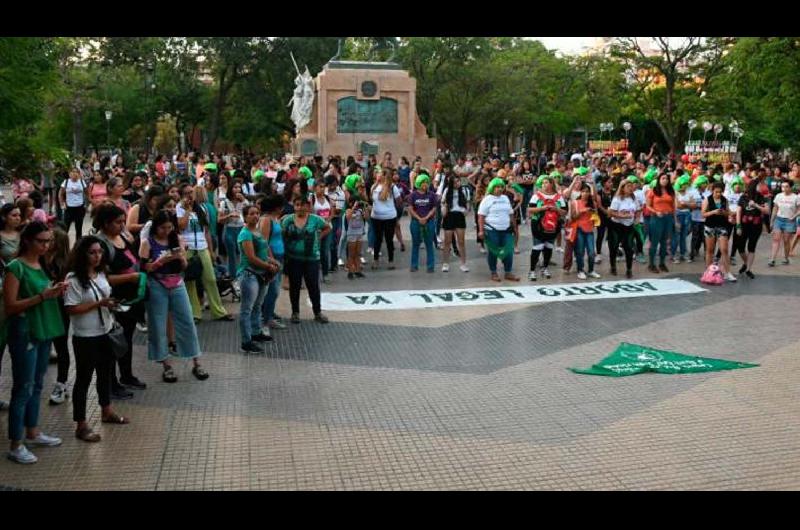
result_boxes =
[88,280,128,359]
[184,254,203,281]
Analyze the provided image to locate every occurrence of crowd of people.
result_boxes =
[1,145,799,464]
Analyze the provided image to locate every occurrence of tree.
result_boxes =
[611,37,731,152]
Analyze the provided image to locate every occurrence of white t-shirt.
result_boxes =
[441,187,467,213]
[478,194,513,230]
[311,195,332,220]
[726,192,742,215]
[64,272,114,337]
[773,192,800,219]
[723,172,735,195]
[675,189,694,213]
[176,204,208,250]
[686,188,704,222]
[633,189,646,211]
[610,196,638,227]
[61,178,86,208]
[371,184,401,220]
[326,187,346,214]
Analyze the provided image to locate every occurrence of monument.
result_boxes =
[290,38,437,165]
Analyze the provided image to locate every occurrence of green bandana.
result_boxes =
[731,176,745,189]
[299,166,313,179]
[674,175,691,191]
[575,167,589,176]
[693,175,709,188]
[415,174,431,189]
[204,163,218,172]
[487,178,506,195]
[253,170,265,183]
[344,173,361,193]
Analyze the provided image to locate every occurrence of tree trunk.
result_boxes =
[72,107,84,155]
[662,74,677,152]
[204,67,232,153]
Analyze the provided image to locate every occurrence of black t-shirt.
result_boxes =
[518,171,536,187]
[597,188,613,221]
[738,192,765,225]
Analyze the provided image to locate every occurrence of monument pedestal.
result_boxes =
[295,61,436,166]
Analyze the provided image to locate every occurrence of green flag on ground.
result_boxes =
[570,342,758,377]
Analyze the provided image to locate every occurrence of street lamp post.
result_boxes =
[105,110,112,154]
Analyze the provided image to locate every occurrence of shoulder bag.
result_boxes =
[88,279,128,359]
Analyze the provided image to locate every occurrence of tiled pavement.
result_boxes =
[1,210,799,490]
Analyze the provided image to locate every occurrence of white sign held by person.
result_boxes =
[319,279,706,312]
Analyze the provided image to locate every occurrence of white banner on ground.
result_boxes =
[319,278,706,312]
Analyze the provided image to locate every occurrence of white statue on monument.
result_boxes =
[287,53,314,133]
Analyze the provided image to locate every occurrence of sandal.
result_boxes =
[491,273,501,282]
[75,426,102,442]
[101,413,130,425]
[214,314,234,321]
[162,366,178,383]
[192,365,209,381]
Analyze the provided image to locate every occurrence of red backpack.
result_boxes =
[536,192,561,233]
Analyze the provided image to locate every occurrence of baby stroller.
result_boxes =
[215,264,241,302]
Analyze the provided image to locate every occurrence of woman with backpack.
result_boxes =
[702,181,737,282]
[527,175,567,281]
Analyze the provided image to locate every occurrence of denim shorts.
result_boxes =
[774,216,795,233]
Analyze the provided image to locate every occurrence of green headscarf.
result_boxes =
[644,167,658,185]
[693,175,709,188]
[712,174,722,182]
[626,175,639,184]
[487,177,506,195]
[575,166,589,176]
[549,170,562,183]
[344,173,361,193]
[415,174,431,190]
[299,166,313,179]
[536,175,551,188]
[731,176,745,190]
[204,163,218,173]
[253,170,265,183]
[673,175,692,192]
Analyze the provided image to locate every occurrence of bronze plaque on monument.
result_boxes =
[336,97,398,134]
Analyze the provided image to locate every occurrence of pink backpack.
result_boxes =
[700,263,724,285]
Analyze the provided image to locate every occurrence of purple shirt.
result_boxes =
[408,190,439,218]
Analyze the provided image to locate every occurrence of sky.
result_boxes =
[529,37,597,55]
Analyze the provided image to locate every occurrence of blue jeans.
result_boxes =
[146,278,201,362]
[320,232,331,275]
[338,217,349,260]
[520,187,534,221]
[239,270,268,344]
[484,229,514,273]
[330,216,343,267]
[6,316,51,441]
[261,258,283,325]
[574,229,596,273]
[367,218,376,250]
[648,215,674,266]
[410,218,435,270]
[671,210,691,258]
[224,225,243,277]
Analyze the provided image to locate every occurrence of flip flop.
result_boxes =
[75,426,102,442]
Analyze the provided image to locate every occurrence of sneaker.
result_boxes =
[49,382,68,405]
[337,258,345,268]
[555,247,564,253]
[268,320,288,330]
[636,255,647,264]
[746,270,755,279]
[459,264,470,273]
[290,313,301,324]
[725,272,737,282]
[360,257,366,264]
[768,260,776,267]
[479,246,486,254]
[687,257,694,263]
[782,258,790,265]
[314,313,329,324]
[730,257,737,266]
[27,432,62,447]
[514,247,520,255]
[322,275,330,284]
[251,333,273,342]
[672,257,680,264]
[577,271,587,280]
[594,255,602,264]
[135,322,148,333]
[442,263,450,272]
[588,271,601,279]
[7,445,37,464]
[241,342,263,354]
[739,264,748,275]
[542,268,552,279]
[528,270,537,281]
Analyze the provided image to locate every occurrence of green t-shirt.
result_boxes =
[237,226,268,276]
[5,259,65,341]
[280,214,327,261]
[205,194,218,238]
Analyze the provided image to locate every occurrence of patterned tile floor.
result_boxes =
[1,205,799,490]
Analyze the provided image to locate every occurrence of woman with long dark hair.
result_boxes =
[703,181,736,281]
[64,236,130,442]
[735,179,769,278]
[3,222,68,464]
[45,227,72,404]
[608,178,639,279]
[645,173,676,273]
[369,168,401,270]
[440,173,469,272]
[93,203,147,399]
[571,183,601,280]
[141,210,209,382]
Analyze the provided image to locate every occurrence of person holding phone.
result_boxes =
[64,236,131,442]
[702,181,736,281]
[2,221,67,464]
[571,183,601,280]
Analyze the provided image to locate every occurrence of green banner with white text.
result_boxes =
[571,343,758,377]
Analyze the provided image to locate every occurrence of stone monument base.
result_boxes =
[294,61,437,166]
